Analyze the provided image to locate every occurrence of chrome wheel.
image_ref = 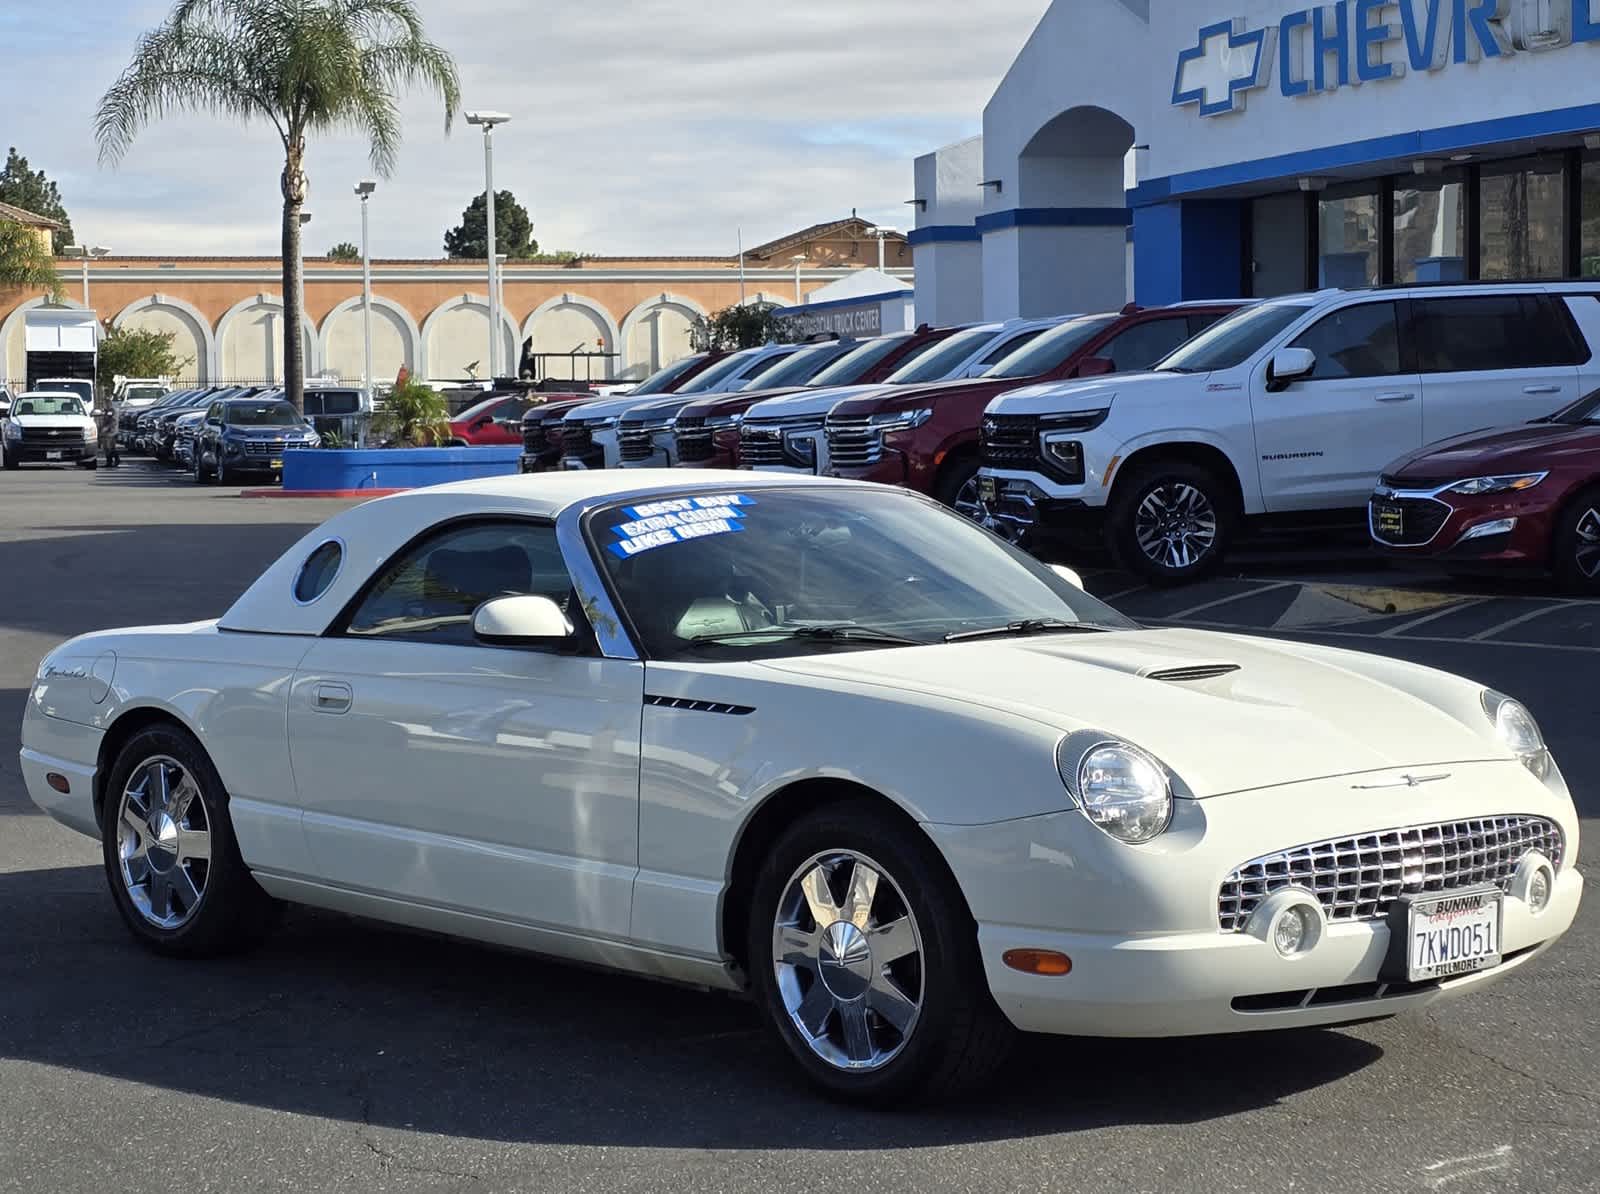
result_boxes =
[1134,481,1218,571]
[952,475,984,522]
[772,850,923,1072]
[1574,508,1600,579]
[116,756,211,929]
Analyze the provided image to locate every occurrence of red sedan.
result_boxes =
[1371,390,1600,590]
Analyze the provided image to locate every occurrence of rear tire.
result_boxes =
[1107,458,1233,585]
[746,801,1015,1105]
[100,724,280,957]
[1552,485,1600,594]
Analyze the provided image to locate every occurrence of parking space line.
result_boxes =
[1467,603,1568,641]
[1099,583,1149,602]
[1142,614,1600,654]
[1376,599,1487,638]
[1165,580,1296,621]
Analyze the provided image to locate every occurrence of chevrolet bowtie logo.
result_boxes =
[1173,19,1271,117]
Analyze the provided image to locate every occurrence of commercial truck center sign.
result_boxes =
[1174,0,1600,117]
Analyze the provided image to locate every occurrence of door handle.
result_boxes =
[1375,391,1417,403]
[1522,385,1561,395]
[311,682,352,714]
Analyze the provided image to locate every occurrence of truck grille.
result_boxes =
[522,422,548,454]
[674,416,715,463]
[738,423,786,468]
[1370,496,1452,547]
[243,439,292,458]
[826,414,881,467]
[618,424,661,463]
[560,423,605,468]
[1217,814,1565,932]
[979,414,1039,471]
[18,427,86,445]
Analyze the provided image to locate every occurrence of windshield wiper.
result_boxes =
[944,618,1114,643]
[689,624,924,648]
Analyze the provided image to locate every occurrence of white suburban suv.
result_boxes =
[979,284,1600,583]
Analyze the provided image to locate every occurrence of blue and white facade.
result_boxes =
[912,0,1600,322]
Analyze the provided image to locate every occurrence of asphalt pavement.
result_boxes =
[1,463,1596,1194]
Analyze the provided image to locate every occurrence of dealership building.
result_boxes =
[911,0,1600,324]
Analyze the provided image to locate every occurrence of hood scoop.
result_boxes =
[1142,663,1241,683]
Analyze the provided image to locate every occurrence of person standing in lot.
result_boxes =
[98,404,120,468]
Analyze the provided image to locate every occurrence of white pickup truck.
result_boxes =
[2,391,99,469]
[979,283,1600,583]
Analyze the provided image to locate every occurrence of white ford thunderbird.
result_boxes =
[21,471,1582,1102]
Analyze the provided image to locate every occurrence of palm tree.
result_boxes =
[95,0,460,413]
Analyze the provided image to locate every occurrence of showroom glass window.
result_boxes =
[1318,184,1380,288]
[1583,153,1600,279]
[1394,172,1467,284]
[1288,303,1402,379]
[1480,156,1567,280]
[343,521,581,647]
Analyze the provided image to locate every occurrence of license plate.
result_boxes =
[1374,502,1404,538]
[45,450,62,461]
[977,475,998,504]
[1402,887,1502,982]
[269,459,283,470]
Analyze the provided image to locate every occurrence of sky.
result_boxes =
[8,0,1047,260]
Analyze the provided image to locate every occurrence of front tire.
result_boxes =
[100,724,279,956]
[935,454,981,521]
[1552,485,1600,594]
[747,802,1015,1104]
[1107,459,1233,585]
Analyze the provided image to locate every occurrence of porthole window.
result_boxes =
[293,540,344,604]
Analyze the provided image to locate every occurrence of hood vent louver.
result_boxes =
[1143,664,1241,683]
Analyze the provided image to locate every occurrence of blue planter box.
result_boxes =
[282,446,522,492]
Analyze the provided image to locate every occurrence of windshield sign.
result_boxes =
[590,487,1132,660]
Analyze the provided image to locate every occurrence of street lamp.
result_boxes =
[466,109,512,380]
[63,244,112,308]
[866,226,900,272]
[355,180,377,416]
[791,254,807,305]
[297,211,312,384]
[495,252,511,376]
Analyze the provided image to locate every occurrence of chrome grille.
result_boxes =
[19,427,86,445]
[826,414,881,467]
[562,424,593,454]
[618,424,661,463]
[1218,814,1565,932]
[979,414,1039,470]
[738,423,786,467]
[674,416,714,463]
[1370,496,1451,547]
[242,438,291,458]
[522,422,548,454]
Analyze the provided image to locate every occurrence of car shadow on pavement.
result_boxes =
[1,865,1383,1147]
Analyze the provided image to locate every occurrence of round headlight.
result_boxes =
[1076,743,1173,844]
[1482,691,1550,780]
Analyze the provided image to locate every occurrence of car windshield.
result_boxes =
[630,354,708,396]
[15,396,85,417]
[591,487,1134,660]
[675,350,764,394]
[745,342,854,389]
[806,334,912,385]
[122,386,165,404]
[227,403,302,426]
[883,327,998,384]
[1156,302,1311,373]
[41,380,93,403]
[984,316,1119,379]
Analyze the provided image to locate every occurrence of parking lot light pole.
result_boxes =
[63,244,112,309]
[466,110,512,380]
[791,254,807,305]
[355,181,377,417]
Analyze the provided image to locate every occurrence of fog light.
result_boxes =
[1527,867,1552,914]
[1274,906,1313,956]
[1460,517,1516,542]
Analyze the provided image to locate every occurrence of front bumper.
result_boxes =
[1370,487,1553,567]
[976,472,1105,544]
[6,443,93,462]
[928,762,1581,1038]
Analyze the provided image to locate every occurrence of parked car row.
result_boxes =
[121,385,337,483]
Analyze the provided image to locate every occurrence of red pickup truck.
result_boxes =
[824,303,1245,512]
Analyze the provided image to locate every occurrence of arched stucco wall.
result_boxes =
[318,295,419,385]
[618,293,706,381]
[421,294,519,381]
[520,294,619,383]
[1,296,93,388]
[215,294,317,384]
[112,294,217,382]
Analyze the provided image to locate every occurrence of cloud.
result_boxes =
[20,0,1045,258]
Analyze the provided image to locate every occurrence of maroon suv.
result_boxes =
[824,303,1244,509]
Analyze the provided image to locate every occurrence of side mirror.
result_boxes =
[1050,563,1085,590]
[472,594,573,645]
[1075,355,1115,378]
[1266,347,1316,392]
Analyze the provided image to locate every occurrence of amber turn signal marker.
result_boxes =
[1002,949,1072,976]
[45,773,71,794]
